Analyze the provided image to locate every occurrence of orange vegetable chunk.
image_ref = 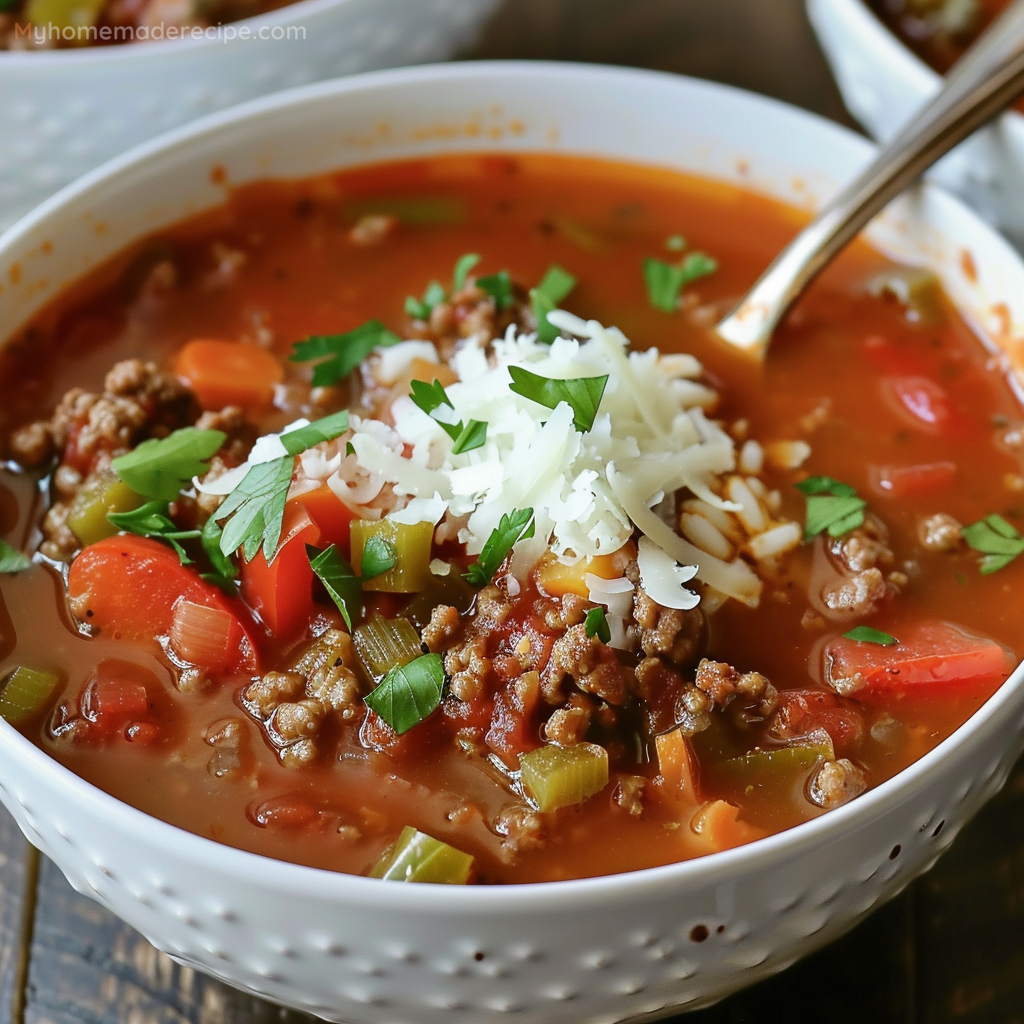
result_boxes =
[173,338,284,413]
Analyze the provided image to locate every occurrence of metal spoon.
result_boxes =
[716,0,1024,357]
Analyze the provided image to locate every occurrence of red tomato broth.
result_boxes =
[0,152,1022,883]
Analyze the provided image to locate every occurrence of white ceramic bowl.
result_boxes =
[0,0,499,232]
[2,62,1024,1023]
[807,0,1024,249]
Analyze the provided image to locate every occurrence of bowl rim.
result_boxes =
[0,0,362,64]
[3,58,1022,909]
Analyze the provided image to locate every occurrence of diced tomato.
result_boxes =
[125,721,162,746]
[85,676,150,723]
[239,503,320,639]
[654,729,700,802]
[824,621,1011,699]
[291,486,356,554]
[485,678,542,769]
[771,689,864,756]
[881,375,963,436]
[870,461,956,499]
[862,334,927,376]
[250,794,322,831]
[67,535,260,673]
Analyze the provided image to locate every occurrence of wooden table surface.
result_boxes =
[6,1,1024,1022]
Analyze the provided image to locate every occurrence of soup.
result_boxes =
[0,154,1020,884]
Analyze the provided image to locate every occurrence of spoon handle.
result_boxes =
[717,0,1024,357]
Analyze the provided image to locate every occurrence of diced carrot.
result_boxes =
[67,535,260,673]
[824,620,1010,699]
[536,544,634,599]
[172,338,284,413]
[691,800,766,852]
[654,729,700,801]
[239,503,320,639]
[408,358,458,388]
[291,486,356,554]
[871,461,956,499]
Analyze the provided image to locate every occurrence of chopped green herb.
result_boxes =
[476,270,513,310]
[111,427,226,502]
[307,543,361,630]
[108,500,201,564]
[364,651,446,734]
[290,320,402,387]
[665,234,686,252]
[464,507,535,587]
[643,252,718,313]
[0,539,30,574]
[279,411,350,456]
[795,476,867,540]
[409,378,454,416]
[963,513,1024,574]
[530,264,577,344]
[215,456,294,562]
[200,516,238,586]
[584,607,611,644]
[346,441,356,458]
[409,379,487,454]
[447,419,488,455]
[362,534,398,580]
[405,280,446,321]
[843,626,898,646]
[507,365,608,432]
[452,253,481,291]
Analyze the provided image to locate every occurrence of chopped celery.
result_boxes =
[25,0,106,32]
[351,518,433,593]
[403,572,476,629]
[520,742,609,813]
[68,471,145,547]
[0,667,61,724]
[712,741,833,809]
[369,826,474,884]
[344,196,467,226]
[353,616,422,685]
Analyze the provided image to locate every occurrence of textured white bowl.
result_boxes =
[807,0,1024,248]
[3,62,1024,1023]
[0,0,499,232]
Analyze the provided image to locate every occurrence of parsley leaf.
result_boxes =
[507,365,608,432]
[409,379,487,454]
[362,534,398,580]
[215,457,294,562]
[452,253,481,291]
[307,543,361,630]
[530,264,577,344]
[795,476,867,540]
[290,320,402,386]
[464,507,535,587]
[279,410,350,456]
[200,516,238,586]
[963,513,1024,574]
[843,626,898,646]
[111,427,226,502]
[364,651,446,735]
[584,606,611,643]
[447,419,488,454]
[643,252,718,313]
[405,280,446,321]
[476,270,513,310]
[0,539,30,574]
[108,500,201,564]
[409,378,453,416]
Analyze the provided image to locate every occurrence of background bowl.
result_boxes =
[3,61,1024,1023]
[0,0,500,232]
[806,0,1024,249]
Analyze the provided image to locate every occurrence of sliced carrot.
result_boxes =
[536,544,635,599]
[654,729,700,802]
[825,620,1010,699]
[691,799,766,852]
[173,338,284,413]
[67,535,260,673]
[291,486,356,554]
[239,503,320,639]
